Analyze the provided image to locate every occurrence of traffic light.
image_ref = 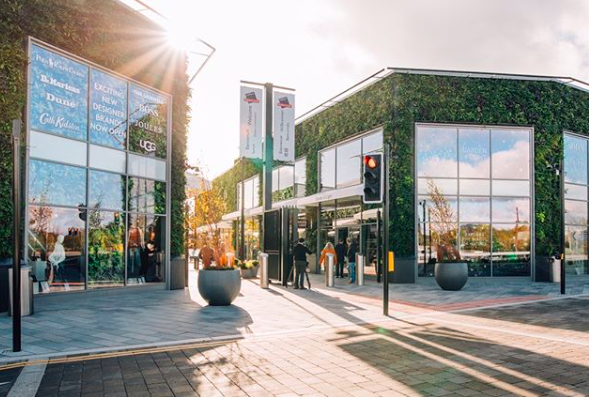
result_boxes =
[363,154,383,204]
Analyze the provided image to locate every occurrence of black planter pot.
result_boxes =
[434,262,468,291]
[198,269,241,306]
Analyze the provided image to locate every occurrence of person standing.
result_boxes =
[293,238,312,289]
[334,239,347,278]
[347,239,359,284]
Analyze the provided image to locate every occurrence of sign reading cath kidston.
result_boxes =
[273,92,295,162]
[239,86,263,159]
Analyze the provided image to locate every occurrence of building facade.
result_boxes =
[214,68,589,282]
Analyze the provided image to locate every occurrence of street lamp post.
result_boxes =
[12,119,22,352]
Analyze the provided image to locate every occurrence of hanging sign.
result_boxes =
[273,92,295,162]
[239,86,263,159]
[29,44,89,140]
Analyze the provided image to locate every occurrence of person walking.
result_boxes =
[293,238,312,289]
[334,239,347,278]
[319,242,337,278]
[347,239,359,284]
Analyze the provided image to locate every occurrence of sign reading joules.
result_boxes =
[29,42,169,157]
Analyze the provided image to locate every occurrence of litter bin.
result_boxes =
[551,258,561,283]
[8,265,34,317]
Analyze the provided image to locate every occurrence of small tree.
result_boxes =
[427,179,461,262]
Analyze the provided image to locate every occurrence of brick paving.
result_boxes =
[20,296,589,397]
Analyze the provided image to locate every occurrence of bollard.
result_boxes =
[326,253,335,287]
[357,255,365,286]
[259,253,269,289]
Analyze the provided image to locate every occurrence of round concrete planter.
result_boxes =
[434,262,468,291]
[240,265,259,279]
[198,269,241,306]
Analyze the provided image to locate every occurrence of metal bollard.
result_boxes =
[259,253,269,289]
[326,253,335,287]
[357,255,365,286]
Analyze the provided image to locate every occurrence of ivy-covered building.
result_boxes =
[215,67,589,283]
[1,0,190,294]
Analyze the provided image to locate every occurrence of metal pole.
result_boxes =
[326,253,334,287]
[357,255,364,286]
[383,143,390,316]
[240,158,246,259]
[259,253,269,288]
[12,119,22,352]
[376,210,381,283]
[422,200,426,275]
[560,158,566,295]
[263,83,274,211]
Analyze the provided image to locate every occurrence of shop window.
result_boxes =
[336,139,361,188]
[362,131,383,155]
[320,148,336,191]
[27,206,86,293]
[88,210,125,288]
[29,159,86,207]
[294,158,306,197]
[128,84,168,159]
[459,128,490,178]
[491,129,530,179]
[89,170,126,211]
[127,214,165,284]
[128,177,166,214]
[417,126,458,178]
[128,154,166,181]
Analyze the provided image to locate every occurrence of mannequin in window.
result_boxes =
[48,235,65,284]
[128,220,144,279]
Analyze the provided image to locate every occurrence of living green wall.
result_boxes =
[0,0,190,258]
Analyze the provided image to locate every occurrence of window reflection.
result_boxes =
[336,139,361,188]
[459,198,490,222]
[294,158,306,197]
[88,210,125,288]
[29,160,86,207]
[89,170,125,211]
[418,195,457,223]
[128,177,166,214]
[459,224,491,277]
[363,131,383,155]
[491,129,530,179]
[459,128,489,178]
[28,206,86,292]
[492,224,530,276]
[492,198,530,223]
[127,214,165,283]
[320,149,336,191]
[565,183,588,201]
[565,200,588,225]
[460,179,490,196]
[417,127,457,178]
[565,225,588,275]
[564,134,588,184]
[418,178,457,195]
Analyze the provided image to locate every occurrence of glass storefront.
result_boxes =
[25,41,170,293]
[564,133,589,276]
[416,124,532,277]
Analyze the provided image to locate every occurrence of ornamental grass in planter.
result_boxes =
[237,259,259,279]
[197,244,241,306]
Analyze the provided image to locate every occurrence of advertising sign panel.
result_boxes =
[128,84,169,158]
[29,44,89,140]
[239,86,263,159]
[90,69,127,149]
[273,92,295,162]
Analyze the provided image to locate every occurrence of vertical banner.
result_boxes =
[90,69,128,149]
[239,86,263,159]
[273,92,295,162]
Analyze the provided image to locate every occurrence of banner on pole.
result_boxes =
[273,92,295,162]
[239,86,263,159]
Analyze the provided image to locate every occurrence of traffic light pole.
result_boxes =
[263,83,274,211]
[12,119,22,352]
[383,143,390,317]
[240,158,246,259]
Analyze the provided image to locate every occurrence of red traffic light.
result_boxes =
[364,155,378,169]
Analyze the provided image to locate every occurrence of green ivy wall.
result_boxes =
[0,0,190,258]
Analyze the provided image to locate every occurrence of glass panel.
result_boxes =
[89,144,126,174]
[417,126,457,177]
[564,134,588,185]
[252,176,260,207]
[492,180,530,197]
[245,216,260,260]
[492,198,530,223]
[294,158,306,197]
[29,159,86,207]
[88,210,125,288]
[459,224,491,277]
[30,130,87,167]
[272,168,279,192]
[336,139,362,188]
[320,202,336,228]
[460,179,490,196]
[565,226,588,275]
[320,149,336,191]
[565,200,588,225]
[362,131,383,155]
[89,170,125,211]
[279,166,294,189]
[492,224,531,276]
[565,183,588,201]
[128,153,166,181]
[127,214,165,283]
[491,129,530,179]
[89,69,127,150]
[459,128,490,178]
[128,177,166,214]
[459,197,490,222]
[418,178,458,195]
[244,178,254,209]
[27,206,86,293]
[418,195,457,223]
[128,84,168,159]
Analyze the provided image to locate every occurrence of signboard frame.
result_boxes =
[24,36,174,291]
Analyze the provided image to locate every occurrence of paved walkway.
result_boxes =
[0,270,588,363]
